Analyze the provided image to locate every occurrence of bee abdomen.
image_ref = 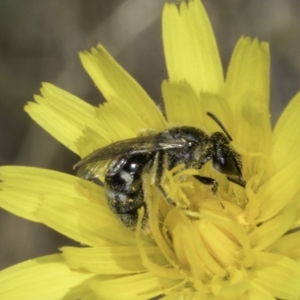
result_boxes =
[104,154,155,215]
[105,187,144,214]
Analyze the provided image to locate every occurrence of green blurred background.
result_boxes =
[1,0,300,270]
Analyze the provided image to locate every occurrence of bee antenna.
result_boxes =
[206,112,232,141]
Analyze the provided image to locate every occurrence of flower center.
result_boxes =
[141,166,254,296]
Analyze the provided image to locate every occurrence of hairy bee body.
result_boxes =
[104,153,155,227]
[75,113,246,229]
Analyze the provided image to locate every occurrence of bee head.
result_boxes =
[210,132,243,178]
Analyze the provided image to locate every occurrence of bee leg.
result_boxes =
[156,183,176,206]
[226,175,246,188]
[193,175,218,194]
[153,152,177,206]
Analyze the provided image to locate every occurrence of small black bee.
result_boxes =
[74,112,246,228]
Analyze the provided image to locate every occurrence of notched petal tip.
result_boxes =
[225,36,270,111]
[80,44,167,131]
[163,0,223,94]
[25,82,97,154]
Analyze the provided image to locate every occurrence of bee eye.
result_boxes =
[212,149,238,175]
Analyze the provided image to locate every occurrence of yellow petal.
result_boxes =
[77,199,137,247]
[62,245,165,275]
[162,80,205,127]
[162,0,223,94]
[0,254,94,300]
[25,83,100,154]
[224,38,272,165]
[76,126,110,158]
[248,282,275,300]
[159,289,195,300]
[200,93,234,136]
[95,96,154,140]
[211,267,250,298]
[224,37,270,116]
[268,230,300,259]
[90,272,179,300]
[253,252,300,299]
[63,246,145,274]
[35,178,137,247]
[75,95,156,159]
[249,201,297,251]
[272,91,300,172]
[79,45,166,131]
[162,81,234,141]
[0,166,104,245]
[257,156,300,221]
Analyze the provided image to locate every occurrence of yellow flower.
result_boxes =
[1,0,300,299]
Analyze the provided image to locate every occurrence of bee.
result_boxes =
[74,112,246,229]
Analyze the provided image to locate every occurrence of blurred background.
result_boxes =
[1,0,300,270]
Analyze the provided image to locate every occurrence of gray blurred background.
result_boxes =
[1,0,300,270]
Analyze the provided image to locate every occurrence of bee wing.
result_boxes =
[76,160,108,180]
[74,135,187,179]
